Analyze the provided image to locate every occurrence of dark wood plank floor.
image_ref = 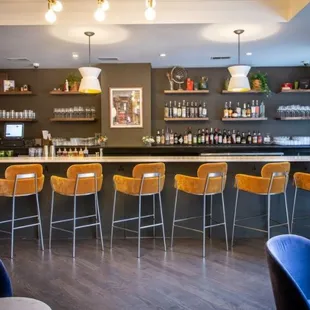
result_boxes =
[0,238,275,310]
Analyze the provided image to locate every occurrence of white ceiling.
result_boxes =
[0,0,309,68]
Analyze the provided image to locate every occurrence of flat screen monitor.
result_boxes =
[4,123,24,140]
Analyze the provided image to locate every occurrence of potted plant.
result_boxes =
[250,72,271,96]
[97,135,108,146]
[142,136,155,147]
[66,73,81,92]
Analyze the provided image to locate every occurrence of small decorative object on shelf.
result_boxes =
[249,72,271,96]
[166,72,174,90]
[164,100,208,120]
[277,105,310,120]
[142,136,155,146]
[222,100,265,120]
[66,72,82,92]
[186,78,194,91]
[171,66,187,91]
[199,76,208,90]
[97,135,108,146]
[0,109,36,120]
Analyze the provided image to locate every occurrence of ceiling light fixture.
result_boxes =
[227,29,251,92]
[159,53,166,57]
[72,52,79,59]
[145,0,156,21]
[79,32,102,94]
[94,0,110,22]
[246,52,252,56]
[45,0,63,24]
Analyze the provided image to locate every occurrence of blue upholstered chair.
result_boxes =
[0,259,12,297]
[266,235,310,310]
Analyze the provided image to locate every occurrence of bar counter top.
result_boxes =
[0,155,310,163]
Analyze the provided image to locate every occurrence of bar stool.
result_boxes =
[49,163,104,258]
[0,164,45,258]
[171,163,229,257]
[111,163,166,258]
[232,162,291,247]
[291,172,310,232]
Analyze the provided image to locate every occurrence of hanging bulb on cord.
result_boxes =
[45,8,57,23]
[145,7,156,21]
[94,7,106,21]
[51,0,63,12]
[100,0,110,11]
[145,0,156,8]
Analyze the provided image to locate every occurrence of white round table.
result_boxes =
[0,297,51,310]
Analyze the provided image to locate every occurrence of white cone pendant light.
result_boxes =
[79,32,102,94]
[228,30,251,92]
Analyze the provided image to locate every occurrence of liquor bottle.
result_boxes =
[182,100,187,118]
[214,129,219,145]
[174,133,179,145]
[74,148,78,157]
[63,148,68,157]
[232,129,236,144]
[164,102,169,118]
[227,130,232,144]
[247,131,252,144]
[83,147,89,157]
[170,129,174,145]
[156,130,161,144]
[201,129,206,144]
[57,148,62,157]
[194,102,198,118]
[198,102,203,118]
[169,101,173,118]
[257,131,263,144]
[241,133,246,144]
[251,100,255,118]
[197,129,202,144]
[186,102,190,118]
[79,148,84,157]
[161,129,165,145]
[252,131,258,144]
[184,129,188,144]
[236,102,241,117]
[165,127,170,145]
[236,131,241,144]
[193,133,197,145]
[209,128,214,145]
[223,102,229,118]
[205,129,210,145]
[223,129,227,144]
[178,134,184,145]
[228,101,233,118]
[218,129,223,144]
[173,101,178,118]
[177,102,182,118]
[187,127,193,145]
[202,102,208,118]
[242,103,247,118]
[260,101,265,118]
[255,100,259,118]
[190,102,195,118]
[246,104,251,118]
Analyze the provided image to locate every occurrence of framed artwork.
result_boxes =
[110,87,143,128]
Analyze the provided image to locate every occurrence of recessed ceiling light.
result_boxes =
[159,53,166,57]
[72,52,79,59]
[246,52,252,56]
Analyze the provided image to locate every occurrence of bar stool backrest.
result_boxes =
[261,162,290,194]
[4,164,44,196]
[294,172,310,191]
[197,163,228,194]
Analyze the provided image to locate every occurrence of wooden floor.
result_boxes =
[0,238,275,310]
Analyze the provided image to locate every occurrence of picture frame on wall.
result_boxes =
[109,87,143,128]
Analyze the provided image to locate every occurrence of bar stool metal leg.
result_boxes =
[267,194,271,240]
[291,187,298,233]
[49,191,55,249]
[158,191,166,253]
[110,190,117,249]
[170,189,178,248]
[202,194,206,258]
[153,195,156,238]
[209,195,213,238]
[95,192,104,251]
[221,192,229,251]
[137,194,142,258]
[73,195,77,258]
[11,197,16,259]
[284,192,291,234]
[35,192,44,252]
[231,189,239,248]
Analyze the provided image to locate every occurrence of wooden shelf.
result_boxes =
[164,118,209,121]
[222,117,268,122]
[276,117,310,120]
[49,91,97,95]
[164,90,209,94]
[0,118,36,122]
[280,89,310,93]
[50,118,96,122]
[222,90,265,94]
[0,91,33,96]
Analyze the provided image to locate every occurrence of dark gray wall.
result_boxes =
[152,67,310,137]
[100,64,152,146]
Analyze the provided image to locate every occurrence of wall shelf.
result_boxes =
[222,90,265,94]
[164,90,209,94]
[164,117,209,121]
[280,89,310,93]
[49,91,97,95]
[0,118,36,122]
[276,117,310,121]
[0,91,33,96]
[50,118,96,122]
[222,117,268,122]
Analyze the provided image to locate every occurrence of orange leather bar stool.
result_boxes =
[171,163,229,257]
[291,172,310,232]
[232,162,291,247]
[49,164,104,258]
[0,164,45,258]
[111,163,166,258]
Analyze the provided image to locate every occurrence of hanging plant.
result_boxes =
[250,72,271,96]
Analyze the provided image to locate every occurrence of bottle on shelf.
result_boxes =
[236,131,241,144]
[241,133,246,144]
[184,129,188,144]
[202,102,208,118]
[57,148,62,157]
[252,131,258,144]
[173,101,178,118]
[197,129,202,144]
[161,129,165,145]
[193,132,197,145]
[260,101,265,118]
[257,131,263,144]
[242,103,247,118]
[156,130,161,144]
[232,129,236,144]
[209,127,214,145]
[79,148,84,157]
[236,102,241,117]
[246,104,251,118]
[194,102,198,118]
[174,132,178,145]
[182,100,186,118]
[165,127,170,145]
[198,102,203,118]
[251,100,256,118]
[83,147,89,157]
[190,102,195,118]
[224,102,229,118]
[169,101,173,118]
[170,129,174,145]
[187,127,193,145]
[255,100,260,118]
[164,102,169,118]
[214,129,219,145]
[227,130,232,144]
[223,129,227,144]
[201,129,206,144]
[205,129,209,145]
[177,102,182,118]
[218,129,223,144]
[228,101,233,118]
[247,131,252,144]
[186,102,190,118]
[178,133,184,144]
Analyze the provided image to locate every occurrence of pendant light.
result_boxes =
[228,29,251,92]
[145,0,156,21]
[79,32,102,94]
[45,0,63,24]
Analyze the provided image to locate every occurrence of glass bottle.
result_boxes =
[260,101,265,118]
[165,127,170,145]
[224,102,229,118]
[186,102,190,118]
[187,127,193,145]
[252,131,258,144]
[177,102,182,118]
[227,130,232,144]
[197,129,202,144]
[257,131,263,144]
[202,102,208,118]
[190,102,195,118]
[198,102,203,118]
[170,129,174,145]
[236,131,241,144]
[164,102,169,118]
[182,100,187,118]
[209,128,214,145]
[214,129,219,145]
[251,100,256,118]
[174,132,178,145]
[247,131,252,144]
[218,129,223,144]
[241,133,246,144]
[178,134,184,145]
[205,129,209,145]
[173,101,178,118]
[169,101,173,118]
[201,129,206,144]
[161,129,165,145]
[246,104,251,118]
[242,103,247,118]
[228,101,233,118]
[232,129,236,144]
[194,102,198,118]
[223,129,227,144]
[156,130,161,145]
[193,133,197,145]
[236,102,241,117]
[184,129,188,144]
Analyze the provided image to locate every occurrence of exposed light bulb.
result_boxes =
[145,0,156,8]
[94,8,106,22]
[145,7,156,21]
[45,9,57,23]
[100,0,110,11]
[52,0,63,12]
